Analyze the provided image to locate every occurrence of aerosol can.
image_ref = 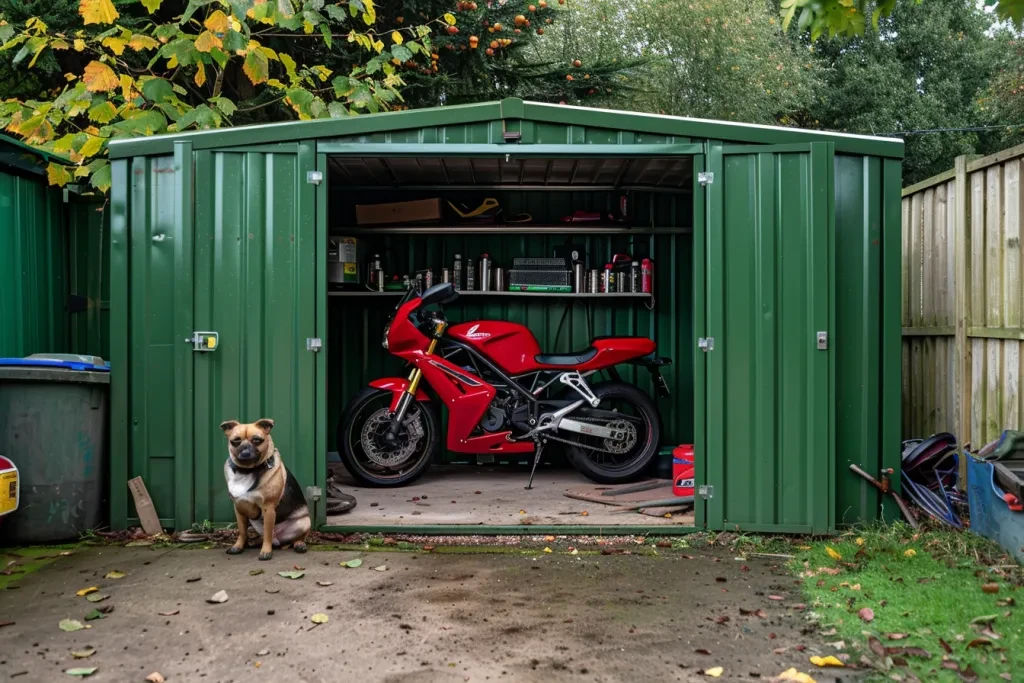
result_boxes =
[641,258,654,294]
[601,263,615,293]
[453,254,463,291]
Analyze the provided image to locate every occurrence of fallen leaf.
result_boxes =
[543,547,553,553]
[855,537,865,546]
[796,545,812,550]
[311,613,329,624]
[64,667,98,677]
[317,581,333,587]
[858,608,875,622]
[186,576,201,583]
[715,577,727,583]
[999,674,1011,681]
[903,549,917,558]
[740,608,767,618]
[768,595,785,601]
[996,597,1015,607]
[293,564,305,570]
[809,655,844,668]
[373,565,387,572]
[341,559,362,568]
[76,586,98,597]
[0,620,13,627]
[695,648,712,655]
[83,610,105,621]
[714,616,730,624]
[249,569,264,576]
[705,666,723,678]
[207,590,229,604]
[544,535,556,542]
[886,633,909,640]
[962,665,979,683]
[71,648,96,659]
[423,545,435,552]
[967,638,993,649]
[868,636,886,658]
[580,510,589,516]
[939,638,953,654]
[59,619,86,632]
[85,593,109,603]
[104,570,125,579]
[257,649,270,656]
[982,583,1000,594]
[519,510,526,514]
[773,647,788,655]
[145,673,165,683]
[825,546,842,561]
[265,588,280,594]
[970,614,998,625]
[941,661,961,672]
[277,571,305,579]
[158,610,179,616]
[885,646,932,659]
[773,668,816,683]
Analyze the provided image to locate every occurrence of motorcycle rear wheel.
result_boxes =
[564,382,661,485]
[337,387,439,487]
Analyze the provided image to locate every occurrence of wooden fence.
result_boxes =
[902,143,1024,447]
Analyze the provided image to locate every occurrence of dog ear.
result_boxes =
[219,420,239,433]
[255,418,275,433]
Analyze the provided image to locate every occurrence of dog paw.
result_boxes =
[226,546,244,555]
[293,542,307,554]
[258,551,274,561]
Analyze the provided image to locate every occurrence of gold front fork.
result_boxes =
[406,320,447,396]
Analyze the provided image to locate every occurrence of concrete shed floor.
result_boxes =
[327,466,695,528]
[0,545,834,682]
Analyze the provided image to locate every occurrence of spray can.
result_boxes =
[479,254,492,291]
[494,267,505,291]
[374,267,384,292]
[616,266,627,292]
[402,273,412,291]
[602,264,614,294]
[641,258,654,294]
[629,261,640,293]
[367,253,383,288]
[588,269,600,293]
[466,255,476,291]
[424,268,435,289]
[573,263,585,292]
[453,254,463,291]
[442,267,451,284]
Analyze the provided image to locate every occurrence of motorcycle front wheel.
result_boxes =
[337,387,439,487]
[564,382,661,485]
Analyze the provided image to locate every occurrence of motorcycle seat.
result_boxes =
[534,336,653,367]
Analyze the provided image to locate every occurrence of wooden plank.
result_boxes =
[902,167,958,197]
[910,192,924,327]
[986,166,1003,327]
[922,338,935,434]
[902,326,954,337]
[971,338,984,447]
[987,339,1001,444]
[127,477,163,536]
[971,170,987,326]
[902,197,912,326]
[966,141,1024,173]
[1004,161,1020,329]
[1004,340,1020,432]
[902,341,912,437]
[934,183,951,326]
[955,157,971,447]
[923,187,936,326]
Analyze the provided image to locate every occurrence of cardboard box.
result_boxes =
[355,198,443,225]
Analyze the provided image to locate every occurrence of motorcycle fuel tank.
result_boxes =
[447,321,542,375]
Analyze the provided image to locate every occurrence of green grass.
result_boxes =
[0,544,79,590]
[793,524,1022,681]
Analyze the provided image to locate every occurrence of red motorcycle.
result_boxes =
[337,283,671,488]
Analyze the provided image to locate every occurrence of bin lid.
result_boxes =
[0,354,110,372]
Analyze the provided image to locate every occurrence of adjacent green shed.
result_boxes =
[106,99,904,534]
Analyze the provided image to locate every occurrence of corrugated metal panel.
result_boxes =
[706,144,833,533]
[67,197,110,359]
[0,168,67,357]
[901,143,1024,450]
[192,144,317,525]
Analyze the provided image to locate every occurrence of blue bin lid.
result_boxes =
[0,353,110,372]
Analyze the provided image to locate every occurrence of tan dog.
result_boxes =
[220,419,311,561]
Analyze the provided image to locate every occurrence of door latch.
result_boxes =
[816,331,828,350]
[698,171,714,186]
[698,337,715,352]
[306,170,323,185]
[306,337,323,353]
[698,484,714,500]
[186,331,219,352]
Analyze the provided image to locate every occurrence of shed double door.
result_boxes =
[190,143,319,526]
[702,142,834,533]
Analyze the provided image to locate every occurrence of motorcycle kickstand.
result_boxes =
[526,438,546,491]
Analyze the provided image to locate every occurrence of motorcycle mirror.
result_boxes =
[421,282,458,306]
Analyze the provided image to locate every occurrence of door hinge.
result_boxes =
[186,331,219,352]
[698,171,714,186]
[306,337,323,353]
[698,484,714,500]
[306,170,323,185]
[816,331,828,350]
[698,337,715,352]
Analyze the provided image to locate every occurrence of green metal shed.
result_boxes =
[106,99,904,534]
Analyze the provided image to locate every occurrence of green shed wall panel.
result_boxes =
[0,169,67,358]
[68,198,111,360]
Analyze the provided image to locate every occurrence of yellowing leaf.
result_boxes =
[83,61,118,92]
[809,656,844,668]
[391,31,403,45]
[855,537,864,546]
[141,0,163,12]
[543,547,552,553]
[303,19,315,34]
[79,0,119,25]
[310,613,329,624]
[443,12,457,25]
[904,549,917,558]
[705,667,723,678]
[59,618,86,632]
[825,546,842,561]
[76,586,99,597]
[373,39,384,53]
[102,36,126,55]
[128,35,159,51]
[78,135,103,159]
[204,9,230,33]
[194,30,223,53]
[104,570,125,579]
[74,38,86,51]
[88,100,118,124]
[71,648,96,659]
[51,39,70,50]
[194,62,206,87]
[775,669,816,683]
[119,73,136,99]
[243,49,269,84]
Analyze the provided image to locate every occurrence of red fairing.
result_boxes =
[448,321,542,374]
[560,337,656,372]
[368,378,430,412]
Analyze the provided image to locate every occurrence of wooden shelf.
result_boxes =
[328,290,652,300]
[331,225,690,236]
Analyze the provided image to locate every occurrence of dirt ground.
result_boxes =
[0,545,840,682]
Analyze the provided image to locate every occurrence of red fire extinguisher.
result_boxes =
[641,258,654,294]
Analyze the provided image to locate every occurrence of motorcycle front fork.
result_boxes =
[386,320,446,443]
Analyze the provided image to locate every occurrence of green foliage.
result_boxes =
[979,36,1024,152]
[809,0,1012,184]
[545,0,819,125]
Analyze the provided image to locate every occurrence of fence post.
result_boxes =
[953,155,970,449]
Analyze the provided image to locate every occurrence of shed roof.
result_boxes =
[0,133,69,177]
[108,98,904,160]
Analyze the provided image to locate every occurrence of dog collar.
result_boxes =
[229,452,276,475]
